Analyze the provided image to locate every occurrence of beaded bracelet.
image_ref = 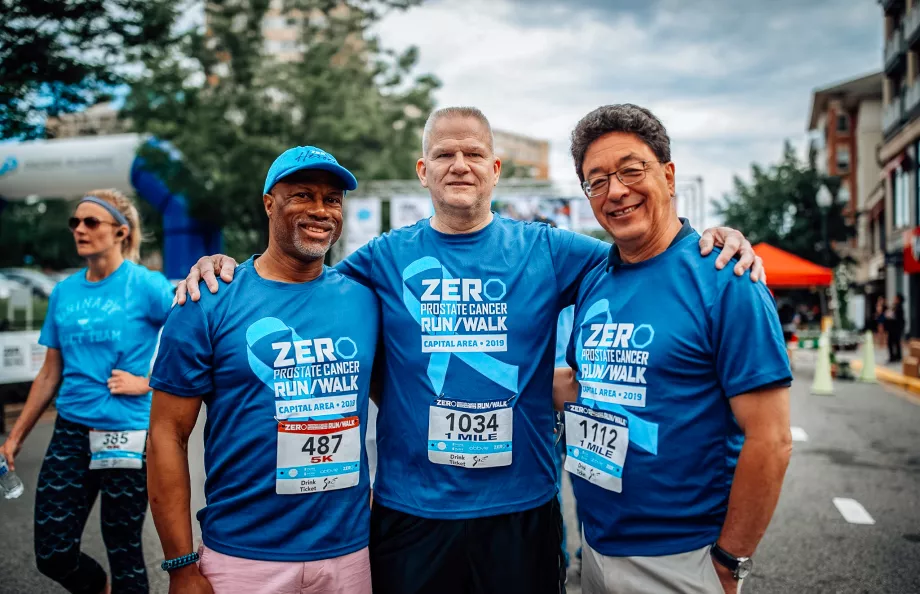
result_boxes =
[160,552,200,572]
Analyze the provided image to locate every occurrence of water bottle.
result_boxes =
[0,453,24,499]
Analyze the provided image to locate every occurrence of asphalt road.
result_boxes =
[0,412,206,594]
[2,357,919,593]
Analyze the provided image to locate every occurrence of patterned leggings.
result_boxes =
[34,416,149,593]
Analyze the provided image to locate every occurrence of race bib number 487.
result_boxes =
[276,417,361,494]
[428,399,512,468]
[564,403,628,492]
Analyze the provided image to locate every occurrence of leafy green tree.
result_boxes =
[0,0,181,139]
[123,0,439,258]
[0,198,164,269]
[712,141,854,268]
[501,159,534,179]
[0,200,81,268]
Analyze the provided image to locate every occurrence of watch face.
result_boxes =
[736,558,754,580]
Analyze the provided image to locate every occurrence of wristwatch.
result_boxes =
[710,543,754,580]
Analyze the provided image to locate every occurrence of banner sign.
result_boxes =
[0,331,46,385]
[344,197,381,256]
[492,197,577,230]
[390,196,433,229]
[904,227,920,274]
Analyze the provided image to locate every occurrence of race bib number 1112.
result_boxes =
[564,403,628,492]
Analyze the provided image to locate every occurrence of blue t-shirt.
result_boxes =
[556,306,575,367]
[565,224,792,557]
[337,214,607,519]
[39,261,174,430]
[150,259,379,562]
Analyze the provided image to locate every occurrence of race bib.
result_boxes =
[564,403,628,492]
[428,398,512,468]
[89,430,146,470]
[276,417,361,494]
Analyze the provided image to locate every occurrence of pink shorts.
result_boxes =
[197,543,372,594]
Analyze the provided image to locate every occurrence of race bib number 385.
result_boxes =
[89,430,147,470]
[564,403,628,492]
[276,417,361,494]
[428,399,512,468]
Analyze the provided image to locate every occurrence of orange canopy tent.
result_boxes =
[752,243,833,289]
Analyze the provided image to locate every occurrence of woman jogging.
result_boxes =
[0,189,174,593]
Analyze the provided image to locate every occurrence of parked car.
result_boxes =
[0,268,57,298]
[0,272,28,300]
[47,268,83,283]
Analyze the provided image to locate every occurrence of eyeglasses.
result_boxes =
[68,216,121,231]
[581,161,662,198]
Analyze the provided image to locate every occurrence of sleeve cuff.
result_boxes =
[149,377,210,398]
[725,369,793,398]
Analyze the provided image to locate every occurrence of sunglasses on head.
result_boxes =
[68,216,121,231]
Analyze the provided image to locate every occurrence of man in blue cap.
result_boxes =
[147,146,379,594]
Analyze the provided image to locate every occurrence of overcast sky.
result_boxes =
[375,0,883,219]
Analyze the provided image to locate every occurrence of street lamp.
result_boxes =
[816,184,834,267]
[815,184,836,326]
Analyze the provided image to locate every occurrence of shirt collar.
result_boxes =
[606,217,693,272]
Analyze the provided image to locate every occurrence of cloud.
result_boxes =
[375,0,882,224]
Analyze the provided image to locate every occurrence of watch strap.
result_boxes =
[710,542,740,572]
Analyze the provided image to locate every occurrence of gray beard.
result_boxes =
[292,233,332,259]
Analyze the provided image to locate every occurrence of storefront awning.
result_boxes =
[752,243,833,288]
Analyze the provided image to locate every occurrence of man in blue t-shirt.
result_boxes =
[176,107,764,594]
[556,104,793,594]
[147,147,379,594]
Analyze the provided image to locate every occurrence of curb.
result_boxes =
[850,360,920,395]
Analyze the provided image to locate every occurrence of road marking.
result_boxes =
[833,498,875,525]
[790,426,808,442]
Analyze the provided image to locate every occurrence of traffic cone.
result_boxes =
[858,330,877,383]
[811,332,834,396]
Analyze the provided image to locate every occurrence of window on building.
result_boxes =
[836,145,850,173]
[879,215,886,252]
[836,113,850,133]
[916,143,920,226]
[894,166,912,229]
[870,218,877,254]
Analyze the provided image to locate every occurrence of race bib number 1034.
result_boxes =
[428,398,513,469]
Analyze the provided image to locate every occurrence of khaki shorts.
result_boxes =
[581,536,742,594]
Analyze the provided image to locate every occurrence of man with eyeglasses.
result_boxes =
[173,106,764,594]
[554,104,792,594]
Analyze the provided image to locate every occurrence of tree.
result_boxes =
[0,200,81,269]
[712,141,854,268]
[501,159,534,179]
[0,198,164,268]
[0,0,181,139]
[123,0,439,258]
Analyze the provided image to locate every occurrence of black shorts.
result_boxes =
[370,497,565,594]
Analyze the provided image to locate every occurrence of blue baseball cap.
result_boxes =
[263,146,358,195]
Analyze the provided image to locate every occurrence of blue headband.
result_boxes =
[79,196,130,229]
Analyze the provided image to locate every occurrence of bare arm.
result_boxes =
[108,370,152,396]
[715,386,792,588]
[0,348,63,470]
[148,390,212,592]
[552,367,579,411]
[369,336,385,406]
[174,255,239,305]
[698,227,766,283]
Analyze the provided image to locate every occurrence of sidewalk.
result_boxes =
[837,340,920,398]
